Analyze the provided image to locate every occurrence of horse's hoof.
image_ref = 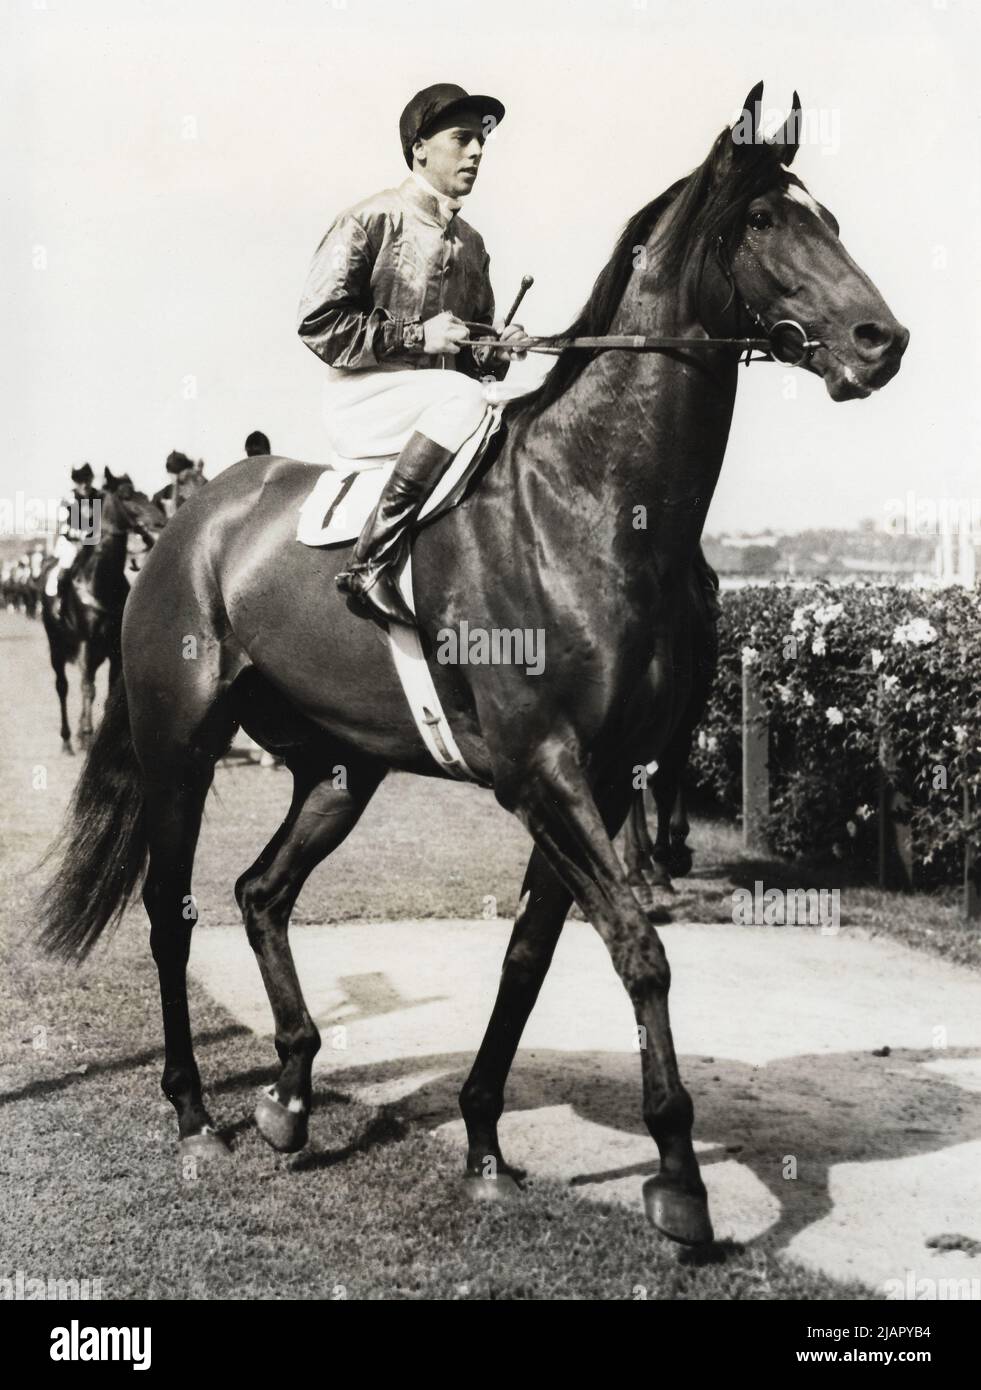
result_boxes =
[255,1089,308,1153]
[643,1176,714,1245]
[179,1129,231,1161]
[464,1171,522,1203]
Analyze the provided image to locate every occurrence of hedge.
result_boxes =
[687,583,981,883]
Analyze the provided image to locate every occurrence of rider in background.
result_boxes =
[245,431,272,457]
[297,83,526,627]
[153,451,207,517]
[45,463,101,620]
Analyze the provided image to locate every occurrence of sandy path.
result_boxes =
[190,917,981,1297]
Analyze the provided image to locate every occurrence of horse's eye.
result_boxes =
[747,209,773,231]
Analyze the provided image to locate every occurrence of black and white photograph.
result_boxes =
[2,0,979,1341]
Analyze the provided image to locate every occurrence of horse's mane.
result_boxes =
[504,126,793,433]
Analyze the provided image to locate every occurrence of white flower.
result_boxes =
[802,689,815,708]
[954,726,968,745]
[825,706,844,726]
[697,729,708,750]
[707,734,718,754]
[813,602,844,627]
[883,674,899,693]
[775,682,793,705]
[856,804,873,821]
[741,645,759,667]
[811,635,827,656]
[790,606,810,635]
[892,617,938,647]
[871,648,884,670]
[846,819,857,838]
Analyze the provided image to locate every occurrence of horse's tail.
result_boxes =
[38,679,148,960]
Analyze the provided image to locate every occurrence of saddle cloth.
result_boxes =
[296,406,502,548]
[295,407,508,784]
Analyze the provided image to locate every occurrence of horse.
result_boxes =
[39,84,908,1246]
[623,549,720,896]
[41,479,166,754]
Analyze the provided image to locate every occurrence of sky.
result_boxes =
[3,0,979,534]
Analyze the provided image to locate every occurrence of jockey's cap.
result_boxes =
[399,84,505,169]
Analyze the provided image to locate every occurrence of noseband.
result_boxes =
[715,236,822,368]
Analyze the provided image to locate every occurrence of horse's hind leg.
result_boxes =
[234,748,384,1153]
[48,647,72,755]
[144,752,228,1158]
[76,640,98,750]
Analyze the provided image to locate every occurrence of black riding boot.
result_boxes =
[336,431,455,627]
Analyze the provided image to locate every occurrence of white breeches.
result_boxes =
[322,366,491,459]
[45,537,77,594]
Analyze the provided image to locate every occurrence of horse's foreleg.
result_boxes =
[650,728,695,880]
[502,739,711,1245]
[459,846,572,1192]
[667,782,693,877]
[235,752,384,1153]
[623,785,656,888]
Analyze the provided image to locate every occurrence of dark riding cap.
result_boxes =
[245,430,271,457]
[399,83,505,169]
[71,463,94,484]
[166,450,195,475]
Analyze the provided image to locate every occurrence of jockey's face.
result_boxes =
[413,111,486,199]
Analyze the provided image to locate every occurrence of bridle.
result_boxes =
[464,235,822,369]
[99,491,160,549]
[714,235,822,368]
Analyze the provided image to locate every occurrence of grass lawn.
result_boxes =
[2,764,876,1300]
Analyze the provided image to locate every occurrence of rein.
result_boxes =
[464,241,823,368]
[465,320,820,367]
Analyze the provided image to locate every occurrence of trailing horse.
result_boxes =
[41,480,165,753]
[39,86,907,1245]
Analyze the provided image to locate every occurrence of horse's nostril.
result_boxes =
[852,321,894,357]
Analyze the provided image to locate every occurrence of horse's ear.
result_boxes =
[774,90,802,166]
[729,80,764,158]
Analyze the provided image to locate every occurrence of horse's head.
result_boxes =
[100,486,167,547]
[652,82,909,400]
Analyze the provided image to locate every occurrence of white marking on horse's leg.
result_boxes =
[288,1097,305,1114]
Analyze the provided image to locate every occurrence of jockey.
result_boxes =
[245,431,271,457]
[45,463,101,615]
[297,83,526,627]
[152,450,207,516]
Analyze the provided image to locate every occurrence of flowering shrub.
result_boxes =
[688,583,981,882]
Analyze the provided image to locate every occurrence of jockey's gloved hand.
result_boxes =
[495,322,528,361]
[423,311,470,355]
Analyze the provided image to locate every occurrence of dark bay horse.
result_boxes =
[41,480,165,753]
[40,86,908,1245]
